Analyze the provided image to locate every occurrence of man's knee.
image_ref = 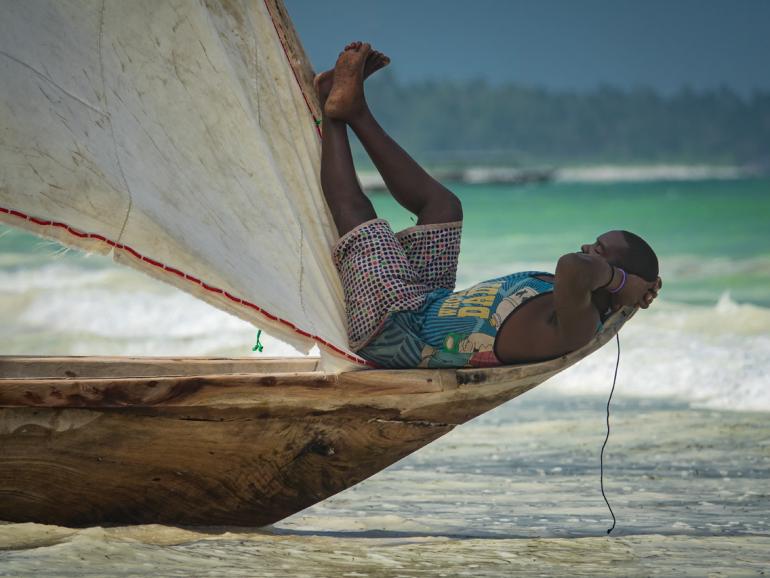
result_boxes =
[419,190,462,224]
[333,195,378,236]
[445,192,463,221]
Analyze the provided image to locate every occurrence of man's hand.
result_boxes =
[614,274,662,310]
[641,276,662,309]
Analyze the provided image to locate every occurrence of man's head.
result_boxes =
[581,230,659,282]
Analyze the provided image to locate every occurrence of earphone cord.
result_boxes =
[601,333,621,535]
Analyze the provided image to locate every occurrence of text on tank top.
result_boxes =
[417,271,555,368]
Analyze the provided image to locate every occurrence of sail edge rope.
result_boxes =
[0,206,372,367]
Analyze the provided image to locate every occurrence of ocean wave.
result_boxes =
[0,262,116,292]
[544,293,770,412]
[1,263,768,412]
[661,254,770,281]
[555,164,760,183]
[0,263,307,357]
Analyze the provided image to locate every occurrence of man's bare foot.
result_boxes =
[323,41,372,120]
[314,43,389,107]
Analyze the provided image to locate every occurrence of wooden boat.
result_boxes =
[0,1,637,528]
[0,307,632,527]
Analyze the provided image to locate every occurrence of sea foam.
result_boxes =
[545,293,770,412]
[1,262,767,412]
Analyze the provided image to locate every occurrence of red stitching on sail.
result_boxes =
[202,284,224,295]
[224,292,244,304]
[0,205,372,366]
[122,246,142,259]
[260,2,372,367]
[141,257,161,268]
[1,8,370,367]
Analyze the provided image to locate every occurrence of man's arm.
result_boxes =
[553,253,613,350]
[554,253,658,349]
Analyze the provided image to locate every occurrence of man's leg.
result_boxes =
[349,110,462,226]
[320,114,376,237]
[325,44,462,226]
[318,43,391,236]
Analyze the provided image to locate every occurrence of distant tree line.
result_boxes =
[352,70,770,168]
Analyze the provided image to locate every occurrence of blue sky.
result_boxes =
[286,0,770,95]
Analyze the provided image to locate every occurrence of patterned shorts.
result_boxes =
[332,218,463,350]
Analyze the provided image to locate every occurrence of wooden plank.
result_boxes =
[0,371,338,408]
[0,371,452,411]
[0,356,319,379]
[0,405,452,526]
[337,367,456,392]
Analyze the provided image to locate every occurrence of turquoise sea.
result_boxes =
[1,177,769,575]
[376,177,770,307]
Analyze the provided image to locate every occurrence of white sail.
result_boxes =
[0,0,364,369]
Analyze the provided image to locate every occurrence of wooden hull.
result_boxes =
[0,309,633,527]
[0,398,452,527]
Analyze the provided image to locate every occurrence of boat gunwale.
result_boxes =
[0,355,322,380]
[0,309,635,409]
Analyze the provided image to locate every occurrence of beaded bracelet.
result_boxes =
[609,268,627,294]
[599,263,615,289]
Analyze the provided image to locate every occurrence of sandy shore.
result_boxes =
[1,393,768,576]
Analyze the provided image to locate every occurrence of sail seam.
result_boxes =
[298,226,309,327]
[98,0,107,101]
[0,49,106,116]
[98,1,133,245]
[0,205,372,367]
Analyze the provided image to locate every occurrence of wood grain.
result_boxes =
[0,356,319,379]
[0,406,451,526]
[0,310,634,526]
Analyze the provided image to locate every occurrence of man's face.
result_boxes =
[580,230,628,265]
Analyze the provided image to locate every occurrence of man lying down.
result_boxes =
[317,42,662,369]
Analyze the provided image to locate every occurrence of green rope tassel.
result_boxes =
[252,329,264,353]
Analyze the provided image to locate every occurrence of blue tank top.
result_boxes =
[358,271,556,369]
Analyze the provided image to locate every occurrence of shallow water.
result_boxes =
[2,532,769,577]
[1,395,768,576]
